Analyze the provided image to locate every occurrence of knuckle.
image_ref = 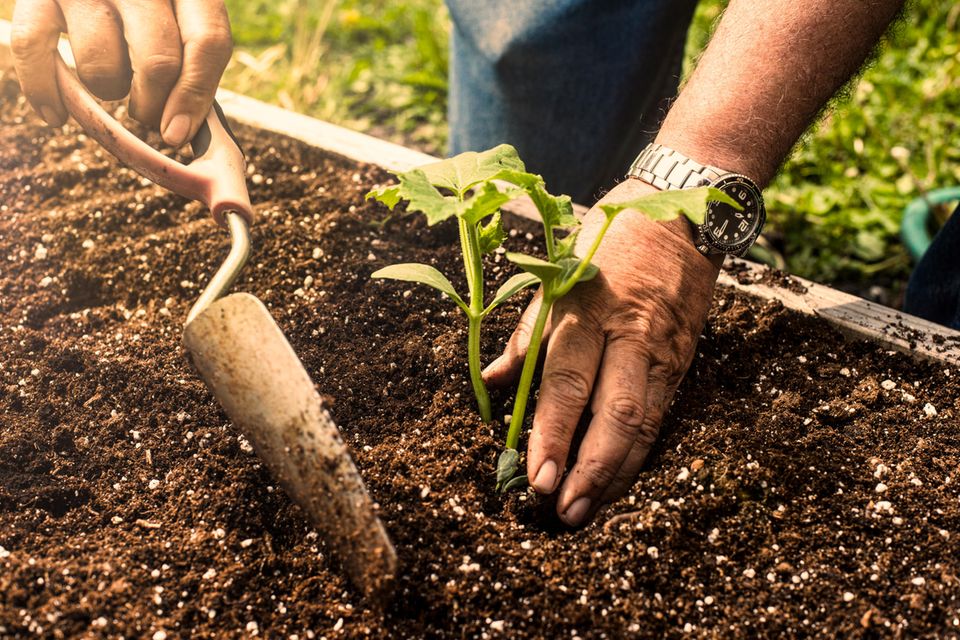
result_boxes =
[189,27,233,63]
[544,367,592,407]
[572,458,618,492]
[634,416,662,448]
[603,395,645,434]
[139,52,182,84]
[10,24,45,59]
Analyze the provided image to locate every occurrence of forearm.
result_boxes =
[657,0,905,187]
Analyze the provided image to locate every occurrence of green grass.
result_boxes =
[3,0,957,291]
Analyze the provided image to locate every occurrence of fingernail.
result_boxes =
[162,114,191,147]
[561,497,591,527]
[531,460,558,494]
[482,356,503,379]
[39,106,60,127]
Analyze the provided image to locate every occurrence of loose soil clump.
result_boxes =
[1,70,959,638]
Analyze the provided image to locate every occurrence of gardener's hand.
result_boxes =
[11,0,232,146]
[484,178,721,527]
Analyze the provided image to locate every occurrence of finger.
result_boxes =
[161,0,233,147]
[60,0,131,101]
[482,289,551,388]
[525,307,604,497]
[555,336,651,525]
[10,0,67,125]
[596,373,676,509]
[116,0,182,126]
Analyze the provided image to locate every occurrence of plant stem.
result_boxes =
[555,215,614,297]
[459,217,492,422]
[468,314,491,422]
[505,288,554,450]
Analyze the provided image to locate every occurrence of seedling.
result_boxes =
[491,177,741,492]
[366,145,538,423]
[367,144,740,493]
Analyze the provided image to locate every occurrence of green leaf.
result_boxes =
[555,229,580,259]
[394,169,459,225]
[372,263,467,311]
[419,144,526,197]
[495,169,579,231]
[477,212,507,254]
[458,183,520,226]
[505,252,563,283]
[599,186,740,225]
[496,448,520,487]
[366,185,401,209]
[530,185,578,229]
[557,257,599,285]
[502,475,529,493]
[484,272,539,315]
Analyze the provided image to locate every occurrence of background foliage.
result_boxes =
[2,0,957,297]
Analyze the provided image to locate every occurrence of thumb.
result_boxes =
[482,289,551,388]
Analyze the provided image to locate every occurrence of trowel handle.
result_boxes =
[54,55,254,227]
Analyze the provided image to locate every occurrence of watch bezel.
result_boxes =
[696,173,766,257]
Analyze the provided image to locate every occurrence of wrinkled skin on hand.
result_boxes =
[484,179,721,527]
[11,0,232,147]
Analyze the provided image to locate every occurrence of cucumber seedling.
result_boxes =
[491,176,741,492]
[366,145,538,423]
[368,144,740,494]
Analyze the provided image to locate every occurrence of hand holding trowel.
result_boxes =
[53,54,397,601]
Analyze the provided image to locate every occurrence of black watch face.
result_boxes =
[703,174,765,254]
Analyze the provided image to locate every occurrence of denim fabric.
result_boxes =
[904,206,960,329]
[446,0,697,204]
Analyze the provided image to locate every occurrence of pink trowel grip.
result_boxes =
[54,55,254,227]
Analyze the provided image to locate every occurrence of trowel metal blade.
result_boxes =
[182,292,397,600]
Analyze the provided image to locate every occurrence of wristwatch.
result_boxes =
[627,143,766,257]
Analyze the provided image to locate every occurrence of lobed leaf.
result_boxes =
[459,183,521,226]
[419,144,526,198]
[372,263,467,311]
[502,475,529,493]
[366,184,401,209]
[477,212,507,254]
[599,186,740,225]
[554,229,580,259]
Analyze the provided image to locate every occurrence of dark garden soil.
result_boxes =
[2,68,960,639]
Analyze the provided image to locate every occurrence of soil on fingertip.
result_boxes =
[1,68,960,639]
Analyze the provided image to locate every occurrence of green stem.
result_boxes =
[459,217,492,422]
[468,314,491,422]
[505,289,554,450]
[554,214,615,297]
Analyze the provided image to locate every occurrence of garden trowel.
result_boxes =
[53,55,397,600]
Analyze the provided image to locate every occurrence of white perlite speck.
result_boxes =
[0,546,10,559]
[923,403,938,418]
[843,592,855,602]
[881,379,896,390]
[874,501,894,513]
[875,482,888,493]
[490,620,506,632]
[647,546,659,559]
[202,568,217,580]
[742,568,756,578]
[911,577,926,586]
[152,631,167,640]
[148,479,160,490]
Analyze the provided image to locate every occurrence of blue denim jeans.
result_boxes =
[446,0,697,204]
[905,206,960,329]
